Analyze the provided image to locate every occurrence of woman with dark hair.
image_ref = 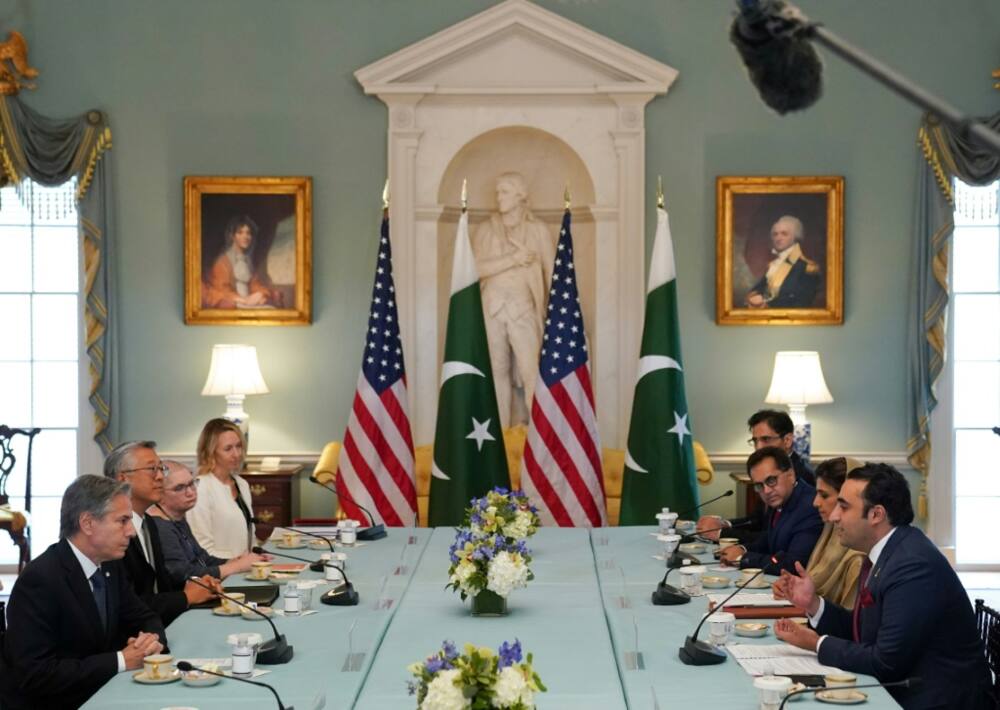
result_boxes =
[773,456,865,607]
[202,215,283,308]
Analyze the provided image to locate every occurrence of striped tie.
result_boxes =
[851,558,873,642]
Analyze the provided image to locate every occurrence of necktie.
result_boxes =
[90,568,108,631]
[771,508,782,528]
[141,517,158,592]
[852,557,873,642]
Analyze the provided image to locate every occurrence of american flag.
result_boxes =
[522,211,608,527]
[337,215,417,526]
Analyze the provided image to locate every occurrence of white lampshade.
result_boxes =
[764,351,833,406]
[201,344,270,396]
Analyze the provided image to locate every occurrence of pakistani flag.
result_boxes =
[619,206,699,525]
[428,211,511,526]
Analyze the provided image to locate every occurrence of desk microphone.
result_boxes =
[679,553,781,666]
[309,474,387,541]
[188,576,293,664]
[652,560,692,606]
[777,678,921,709]
[678,519,753,549]
[176,661,293,710]
[252,546,359,607]
[276,527,335,571]
[674,490,734,519]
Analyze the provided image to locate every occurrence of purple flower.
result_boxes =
[442,640,458,660]
[497,639,522,669]
[425,655,451,674]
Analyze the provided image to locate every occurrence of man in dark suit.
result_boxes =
[718,446,824,575]
[0,475,167,709]
[774,463,993,709]
[104,440,218,625]
[745,215,821,309]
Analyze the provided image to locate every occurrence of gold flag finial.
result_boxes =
[461,178,468,212]
[382,179,390,210]
[656,176,665,209]
[564,183,571,210]
[0,31,40,96]
[993,67,1000,90]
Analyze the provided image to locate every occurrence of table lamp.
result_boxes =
[201,344,269,442]
[763,351,833,461]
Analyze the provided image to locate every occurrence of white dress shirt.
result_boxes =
[187,473,255,559]
[811,527,897,653]
[67,540,126,673]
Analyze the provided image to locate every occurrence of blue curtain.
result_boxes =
[0,96,118,453]
[908,112,1000,518]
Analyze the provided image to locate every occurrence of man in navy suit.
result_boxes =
[0,475,167,709]
[718,446,823,575]
[774,463,993,709]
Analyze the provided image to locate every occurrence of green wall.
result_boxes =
[4,0,997,469]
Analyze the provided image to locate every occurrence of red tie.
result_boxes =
[852,558,873,642]
[771,508,782,528]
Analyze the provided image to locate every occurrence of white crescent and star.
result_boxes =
[626,355,684,474]
[433,361,493,480]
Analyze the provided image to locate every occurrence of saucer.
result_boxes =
[268,572,295,584]
[132,668,180,684]
[275,542,306,549]
[308,538,334,549]
[212,606,242,617]
[679,542,706,554]
[241,606,273,620]
[734,622,769,638]
[741,579,770,589]
[816,690,868,704]
[702,575,730,589]
[181,670,221,687]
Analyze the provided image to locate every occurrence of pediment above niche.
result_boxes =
[355,0,678,95]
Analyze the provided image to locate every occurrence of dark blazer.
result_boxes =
[0,539,166,710]
[815,525,993,709]
[740,480,823,575]
[150,515,227,588]
[120,514,189,626]
[749,257,820,308]
[727,452,818,546]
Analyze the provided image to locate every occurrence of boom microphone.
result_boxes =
[252,546,359,607]
[278,527,335,572]
[253,545,323,573]
[730,0,822,114]
[176,661,293,710]
[778,678,921,709]
[679,553,781,666]
[308,474,387,541]
[188,576,293,664]
[674,489,734,519]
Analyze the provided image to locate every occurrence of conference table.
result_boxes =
[83,527,900,709]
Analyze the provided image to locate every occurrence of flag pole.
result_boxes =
[656,175,665,210]
[564,182,571,211]
[382,178,390,214]
[461,178,468,214]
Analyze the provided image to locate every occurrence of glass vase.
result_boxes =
[471,589,507,616]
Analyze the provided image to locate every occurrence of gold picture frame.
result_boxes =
[716,175,843,326]
[184,176,312,326]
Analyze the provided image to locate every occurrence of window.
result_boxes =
[952,178,1000,567]
[0,178,94,565]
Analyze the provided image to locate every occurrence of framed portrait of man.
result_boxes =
[184,176,312,325]
[716,175,843,325]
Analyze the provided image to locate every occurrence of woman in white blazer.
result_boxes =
[187,418,257,559]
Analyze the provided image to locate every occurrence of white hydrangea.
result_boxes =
[503,511,533,540]
[492,665,533,708]
[450,559,480,595]
[486,551,529,598]
[421,669,469,710]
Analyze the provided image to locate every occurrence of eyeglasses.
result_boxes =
[747,435,783,447]
[121,463,168,476]
[751,472,787,492]
[166,481,197,494]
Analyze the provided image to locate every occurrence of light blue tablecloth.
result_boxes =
[82,530,433,710]
[352,527,628,710]
[593,527,901,709]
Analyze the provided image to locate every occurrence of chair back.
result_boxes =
[0,599,5,642]
[975,598,1000,704]
[0,426,41,510]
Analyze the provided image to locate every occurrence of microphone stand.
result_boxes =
[747,0,1000,155]
[275,527,335,572]
[309,475,387,541]
[189,577,294,664]
[679,556,779,666]
[652,563,690,606]
[253,547,359,607]
[777,678,919,709]
[673,490,735,519]
[176,661,293,710]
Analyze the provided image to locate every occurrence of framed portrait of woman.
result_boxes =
[184,176,312,325]
[716,175,843,326]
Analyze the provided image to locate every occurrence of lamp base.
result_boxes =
[223,395,250,445]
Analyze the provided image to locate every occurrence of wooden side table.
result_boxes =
[729,471,765,520]
[244,465,304,528]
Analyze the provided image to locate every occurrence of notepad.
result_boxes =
[727,644,843,677]
[707,593,793,608]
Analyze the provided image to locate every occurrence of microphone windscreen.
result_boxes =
[730,14,822,114]
[176,661,193,671]
[252,546,266,554]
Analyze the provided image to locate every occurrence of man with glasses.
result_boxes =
[104,441,218,626]
[717,446,823,575]
[148,461,267,587]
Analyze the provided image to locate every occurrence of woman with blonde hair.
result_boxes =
[773,456,866,608]
[187,418,257,558]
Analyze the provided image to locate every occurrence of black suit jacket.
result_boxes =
[816,525,993,709]
[0,539,166,710]
[741,480,823,575]
[750,257,820,308]
[120,514,189,626]
[726,452,817,546]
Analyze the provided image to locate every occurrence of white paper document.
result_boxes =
[727,644,843,676]
[707,593,792,608]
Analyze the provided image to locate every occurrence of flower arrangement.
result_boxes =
[464,487,540,542]
[447,528,533,600]
[407,639,546,710]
